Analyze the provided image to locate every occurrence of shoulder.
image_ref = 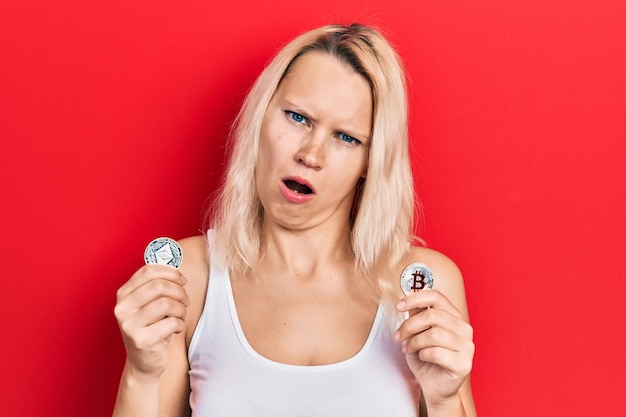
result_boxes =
[403,245,470,320]
[177,235,210,346]
[178,235,209,285]
[178,235,209,268]
[406,246,463,289]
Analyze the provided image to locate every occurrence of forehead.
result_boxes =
[274,52,372,137]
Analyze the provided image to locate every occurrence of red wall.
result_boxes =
[1,1,624,415]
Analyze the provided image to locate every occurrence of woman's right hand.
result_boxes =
[114,264,190,380]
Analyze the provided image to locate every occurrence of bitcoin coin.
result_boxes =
[400,263,433,295]
[144,237,183,269]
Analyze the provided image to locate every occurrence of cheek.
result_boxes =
[257,132,290,177]
[258,118,278,165]
[332,149,368,178]
[259,123,301,168]
[324,157,367,197]
[257,137,280,169]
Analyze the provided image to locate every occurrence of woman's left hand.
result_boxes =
[394,289,475,404]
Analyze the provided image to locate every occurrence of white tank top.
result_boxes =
[188,231,420,416]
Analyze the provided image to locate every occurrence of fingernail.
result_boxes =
[396,300,406,311]
[393,330,401,341]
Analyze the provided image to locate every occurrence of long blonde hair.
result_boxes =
[208,24,417,292]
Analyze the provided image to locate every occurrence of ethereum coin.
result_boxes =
[400,263,434,295]
[144,237,183,269]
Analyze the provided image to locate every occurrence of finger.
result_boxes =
[117,264,186,299]
[395,307,472,343]
[124,316,187,351]
[417,345,474,377]
[115,278,189,323]
[396,289,462,319]
[129,277,190,309]
[126,296,188,329]
[402,325,466,355]
[119,297,188,346]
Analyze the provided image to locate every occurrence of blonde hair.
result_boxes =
[208,24,417,293]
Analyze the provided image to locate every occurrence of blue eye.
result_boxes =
[286,111,307,124]
[338,132,361,145]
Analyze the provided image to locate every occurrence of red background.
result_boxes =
[1,1,625,415]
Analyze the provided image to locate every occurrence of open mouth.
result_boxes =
[283,179,313,195]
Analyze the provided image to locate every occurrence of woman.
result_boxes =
[114,24,476,416]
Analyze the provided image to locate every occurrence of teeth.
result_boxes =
[284,180,312,194]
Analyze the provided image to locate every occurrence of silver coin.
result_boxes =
[400,263,434,295]
[144,237,183,269]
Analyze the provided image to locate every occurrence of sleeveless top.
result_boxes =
[188,231,420,416]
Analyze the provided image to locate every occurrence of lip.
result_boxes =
[279,176,316,203]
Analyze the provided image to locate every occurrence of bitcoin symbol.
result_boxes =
[411,270,426,292]
[400,263,434,295]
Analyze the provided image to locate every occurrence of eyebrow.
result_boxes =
[281,98,318,123]
[280,98,371,142]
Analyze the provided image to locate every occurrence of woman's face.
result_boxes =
[256,51,372,232]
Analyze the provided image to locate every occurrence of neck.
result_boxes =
[260,222,355,279]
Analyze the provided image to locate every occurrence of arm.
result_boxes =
[113,236,208,417]
[113,333,190,417]
[395,247,477,417]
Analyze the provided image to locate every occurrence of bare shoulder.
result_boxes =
[407,246,463,288]
[178,235,209,272]
[177,235,210,346]
[405,246,470,320]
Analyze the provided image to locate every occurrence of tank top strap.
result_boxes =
[188,229,229,359]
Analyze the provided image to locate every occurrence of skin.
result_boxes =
[113,52,476,417]
[235,51,377,367]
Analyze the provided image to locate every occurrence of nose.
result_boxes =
[295,132,326,170]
